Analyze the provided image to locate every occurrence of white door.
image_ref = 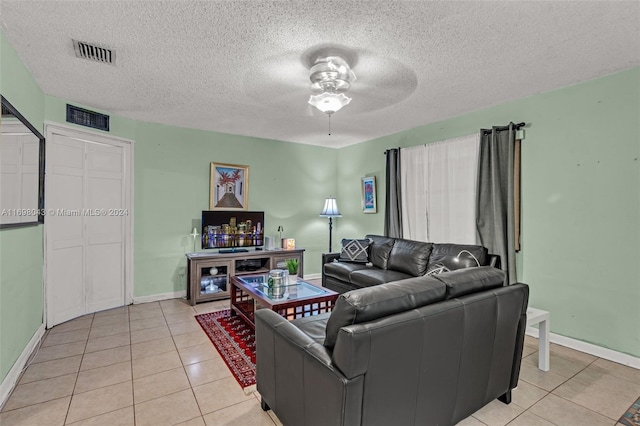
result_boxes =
[45,125,133,327]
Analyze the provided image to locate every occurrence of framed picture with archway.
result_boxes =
[361,176,377,213]
[210,162,249,210]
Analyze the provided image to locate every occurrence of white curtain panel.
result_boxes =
[401,134,480,244]
[400,145,428,241]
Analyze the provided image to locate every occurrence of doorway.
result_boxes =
[44,123,133,327]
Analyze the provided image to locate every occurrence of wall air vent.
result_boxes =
[66,104,110,131]
[73,39,115,65]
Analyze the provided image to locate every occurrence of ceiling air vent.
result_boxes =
[66,104,110,132]
[73,39,115,65]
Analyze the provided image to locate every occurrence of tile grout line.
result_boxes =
[129,303,137,426]
[526,354,630,424]
[62,313,93,426]
[167,303,208,422]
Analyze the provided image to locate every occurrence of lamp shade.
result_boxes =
[319,197,342,217]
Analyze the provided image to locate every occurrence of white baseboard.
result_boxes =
[133,290,187,304]
[1,323,46,408]
[526,327,640,370]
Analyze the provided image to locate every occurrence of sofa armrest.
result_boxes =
[256,308,333,367]
[255,309,364,426]
[487,254,501,269]
[323,252,340,264]
[322,252,341,287]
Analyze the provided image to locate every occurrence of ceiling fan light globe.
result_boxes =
[309,93,352,115]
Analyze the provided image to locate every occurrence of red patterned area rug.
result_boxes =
[619,396,640,426]
[195,309,256,393]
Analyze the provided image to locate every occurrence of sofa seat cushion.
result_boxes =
[365,234,396,269]
[324,261,370,283]
[324,276,446,348]
[349,268,412,288]
[433,266,505,299]
[387,238,434,276]
[429,243,489,271]
[291,312,331,345]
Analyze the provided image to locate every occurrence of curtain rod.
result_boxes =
[480,122,525,133]
[383,122,525,154]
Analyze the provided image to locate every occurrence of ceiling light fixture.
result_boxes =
[308,56,356,116]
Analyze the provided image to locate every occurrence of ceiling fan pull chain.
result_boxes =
[328,114,331,135]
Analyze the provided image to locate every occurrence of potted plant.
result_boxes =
[285,258,299,284]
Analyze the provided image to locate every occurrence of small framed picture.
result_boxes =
[361,176,377,214]
[210,162,249,210]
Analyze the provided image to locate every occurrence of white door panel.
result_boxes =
[86,143,124,312]
[87,242,124,313]
[22,140,40,167]
[87,177,122,236]
[88,234,122,245]
[46,126,131,327]
[49,173,83,243]
[20,139,40,221]
[46,136,85,326]
[50,246,85,325]
[1,140,20,164]
[88,143,122,173]
[0,131,39,223]
[0,140,20,216]
[52,138,84,168]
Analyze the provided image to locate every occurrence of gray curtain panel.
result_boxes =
[384,148,403,238]
[476,123,518,284]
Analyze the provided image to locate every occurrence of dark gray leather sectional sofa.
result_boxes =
[323,234,500,294]
[256,266,529,426]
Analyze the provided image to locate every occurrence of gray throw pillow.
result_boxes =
[338,238,372,263]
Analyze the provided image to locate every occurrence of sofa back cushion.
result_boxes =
[428,244,489,271]
[365,235,396,269]
[324,276,446,349]
[433,266,505,299]
[386,239,433,276]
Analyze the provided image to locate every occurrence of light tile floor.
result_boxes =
[1,291,638,425]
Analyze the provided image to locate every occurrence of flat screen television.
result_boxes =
[202,210,264,250]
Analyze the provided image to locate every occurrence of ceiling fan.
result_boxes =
[242,43,418,119]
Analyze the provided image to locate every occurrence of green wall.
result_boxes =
[132,121,337,296]
[0,32,46,383]
[336,68,640,357]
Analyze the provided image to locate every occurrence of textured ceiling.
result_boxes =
[1,1,638,148]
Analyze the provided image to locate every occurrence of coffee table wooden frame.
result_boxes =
[230,274,338,329]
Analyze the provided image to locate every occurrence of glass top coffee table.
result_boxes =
[230,274,338,329]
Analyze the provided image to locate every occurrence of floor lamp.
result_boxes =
[319,196,342,253]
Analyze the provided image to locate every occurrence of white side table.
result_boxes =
[526,307,550,371]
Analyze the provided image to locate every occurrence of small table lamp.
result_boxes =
[319,196,342,253]
[190,227,199,252]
